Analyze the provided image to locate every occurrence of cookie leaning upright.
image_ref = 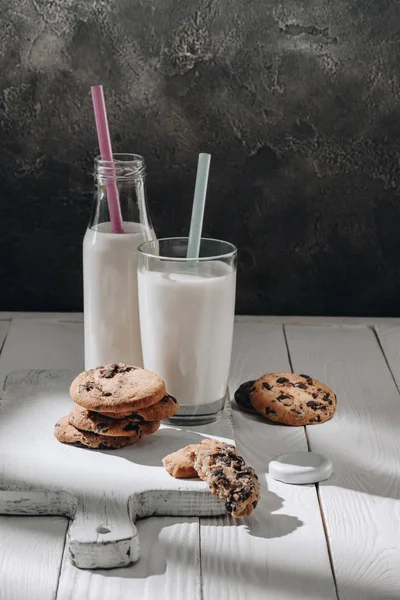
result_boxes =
[193,439,260,518]
[250,372,337,426]
[70,363,166,412]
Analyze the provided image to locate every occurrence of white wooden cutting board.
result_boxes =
[0,370,234,570]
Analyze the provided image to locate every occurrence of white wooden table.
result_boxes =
[1,313,400,600]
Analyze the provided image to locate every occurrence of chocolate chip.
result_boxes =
[103,392,112,397]
[216,475,230,488]
[294,382,307,390]
[212,469,224,477]
[116,365,134,373]
[300,373,313,385]
[265,407,277,415]
[216,455,231,467]
[316,415,321,422]
[306,401,326,411]
[277,394,289,401]
[323,393,330,401]
[82,382,95,391]
[276,377,289,384]
[73,441,87,448]
[129,414,144,422]
[312,392,318,399]
[252,500,258,509]
[291,409,302,414]
[262,381,272,390]
[234,381,257,412]
[123,422,140,432]
[236,468,253,476]
[225,502,233,513]
[102,369,116,379]
[238,490,251,501]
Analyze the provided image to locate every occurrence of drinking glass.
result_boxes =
[138,237,237,425]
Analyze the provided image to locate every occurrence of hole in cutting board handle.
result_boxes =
[96,525,111,534]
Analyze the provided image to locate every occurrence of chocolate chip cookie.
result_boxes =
[70,364,166,412]
[234,380,257,413]
[93,394,179,421]
[163,444,200,478]
[250,372,337,426]
[54,416,142,449]
[68,406,160,437]
[194,439,260,518]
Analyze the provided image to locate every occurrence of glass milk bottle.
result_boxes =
[83,154,155,369]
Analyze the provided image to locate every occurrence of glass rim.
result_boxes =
[95,153,145,181]
[95,153,144,164]
[138,237,237,262]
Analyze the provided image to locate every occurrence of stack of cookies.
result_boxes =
[54,363,179,449]
[234,372,337,426]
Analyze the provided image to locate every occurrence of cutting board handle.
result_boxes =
[68,495,139,569]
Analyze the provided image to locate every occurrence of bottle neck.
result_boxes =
[95,154,146,184]
[89,154,153,234]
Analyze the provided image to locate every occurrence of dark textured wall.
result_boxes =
[1,0,400,315]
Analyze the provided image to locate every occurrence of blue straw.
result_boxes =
[187,153,211,259]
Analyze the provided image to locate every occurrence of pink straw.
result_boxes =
[91,85,124,233]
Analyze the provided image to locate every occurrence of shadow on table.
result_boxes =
[232,397,400,503]
[92,518,398,599]
[99,427,207,467]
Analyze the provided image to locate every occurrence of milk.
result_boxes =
[83,222,153,369]
[138,261,236,410]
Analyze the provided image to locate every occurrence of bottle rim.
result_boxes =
[94,153,146,181]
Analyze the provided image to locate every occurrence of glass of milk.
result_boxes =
[83,154,155,369]
[138,238,237,425]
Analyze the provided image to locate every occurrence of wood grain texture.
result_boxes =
[0,317,84,387]
[200,321,336,600]
[375,323,400,384]
[286,325,400,600]
[0,318,82,600]
[0,320,10,351]
[0,515,67,600]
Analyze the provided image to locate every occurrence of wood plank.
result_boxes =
[375,323,400,386]
[235,316,400,327]
[0,320,10,351]
[0,318,84,600]
[0,312,83,322]
[0,318,84,387]
[2,312,400,328]
[0,515,67,600]
[200,322,336,600]
[286,325,400,600]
